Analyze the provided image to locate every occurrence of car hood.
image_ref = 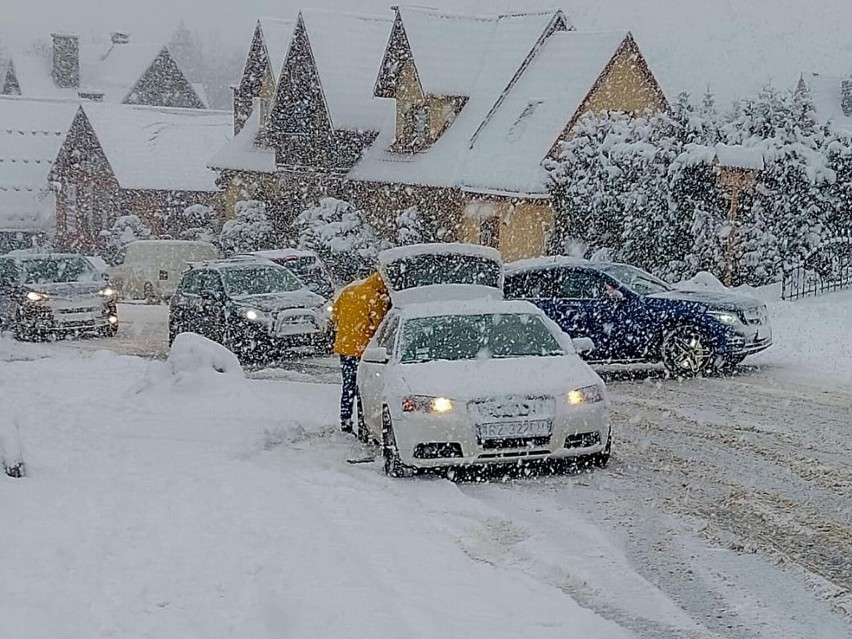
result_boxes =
[25,281,104,298]
[231,289,325,312]
[393,356,602,402]
[648,288,762,310]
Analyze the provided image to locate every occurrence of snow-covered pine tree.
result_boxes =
[395,206,432,245]
[100,214,152,264]
[219,200,275,255]
[722,86,832,283]
[180,204,216,243]
[296,198,384,282]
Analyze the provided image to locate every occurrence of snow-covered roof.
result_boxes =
[8,40,202,106]
[300,9,393,131]
[257,17,296,82]
[79,103,233,191]
[251,248,319,260]
[460,31,630,195]
[207,106,275,173]
[0,96,78,232]
[397,7,567,98]
[350,9,565,188]
[379,242,502,267]
[799,72,852,135]
[714,143,764,170]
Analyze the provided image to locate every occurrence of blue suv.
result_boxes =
[504,259,772,376]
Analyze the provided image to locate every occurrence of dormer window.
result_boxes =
[842,79,852,118]
[411,103,429,147]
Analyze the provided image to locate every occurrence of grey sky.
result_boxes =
[2,0,852,102]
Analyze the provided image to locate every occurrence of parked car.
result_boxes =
[358,299,609,477]
[357,243,610,477]
[504,258,773,376]
[0,253,118,341]
[110,240,219,303]
[248,249,336,299]
[168,257,333,362]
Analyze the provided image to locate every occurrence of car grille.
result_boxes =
[478,449,552,460]
[481,436,551,450]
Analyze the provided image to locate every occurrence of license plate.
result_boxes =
[476,420,552,440]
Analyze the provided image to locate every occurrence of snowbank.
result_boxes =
[167,332,243,379]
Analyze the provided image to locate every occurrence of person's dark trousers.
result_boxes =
[339,355,361,431]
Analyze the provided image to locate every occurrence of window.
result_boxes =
[220,266,301,297]
[382,253,502,292]
[559,270,607,299]
[399,313,564,364]
[479,216,500,249]
[0,259,18,289]
[65,184,77,233]
[506,269,563,299]
[179,270,204,295]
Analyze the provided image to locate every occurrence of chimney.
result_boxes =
[842,79,852,117]
[51,33,79,89]
[110,31,130,45]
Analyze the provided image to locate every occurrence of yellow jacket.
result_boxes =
[331,272,390,357]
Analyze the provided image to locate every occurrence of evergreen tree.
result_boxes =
[219,200,275,255]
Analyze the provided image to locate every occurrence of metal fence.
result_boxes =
[781,236,852,300]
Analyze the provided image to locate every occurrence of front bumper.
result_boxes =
[19,299,118,336]
[719,323,773,356]
[391,401,610,469]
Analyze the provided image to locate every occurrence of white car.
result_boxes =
[356,242,611,477]
[109,239,219,302]
[357,299,610,476]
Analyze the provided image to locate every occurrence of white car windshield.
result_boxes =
[399,313,564,364]
[221,266,302,297]
[596,264,671,295]
[18,256,97,284]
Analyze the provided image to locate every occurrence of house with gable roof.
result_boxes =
[0,96,78,250]
[1,31,207,109]
[49,103,231,250]
[351,7,668,261]
[210,9,392,236]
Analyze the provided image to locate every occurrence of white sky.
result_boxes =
[2,0,852,103]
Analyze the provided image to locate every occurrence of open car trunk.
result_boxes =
[378,243,504,306]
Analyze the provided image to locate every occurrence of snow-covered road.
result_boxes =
[2,292,851,637]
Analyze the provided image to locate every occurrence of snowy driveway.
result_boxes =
[2,293,851,637]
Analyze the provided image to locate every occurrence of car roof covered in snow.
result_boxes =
[379,242,502,267]
[250,248,320,260]
[1,252,94,261]
[395,298,545,320]
[505,255,592,273]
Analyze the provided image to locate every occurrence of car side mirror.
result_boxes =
[100,271,110,281]
[572,337,595,354]
[362,346,389,364]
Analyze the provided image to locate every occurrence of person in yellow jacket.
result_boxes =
[330,272,390,433]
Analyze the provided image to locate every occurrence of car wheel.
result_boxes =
[382,407,413,478]
[661,324,716,378]
[715,355,745,376]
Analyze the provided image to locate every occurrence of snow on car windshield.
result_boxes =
[399,313,564,363]
[18,257,97,284]
[221,266,302,297]
[596,264,672,295]
[384,254,501,291]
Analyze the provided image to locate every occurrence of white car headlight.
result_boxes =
[242,308,270,322]
[707,310,740,326]
[567,385,604,406]
[99,287,115,297]
[402,395,453,414]
[26,291,48,302]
